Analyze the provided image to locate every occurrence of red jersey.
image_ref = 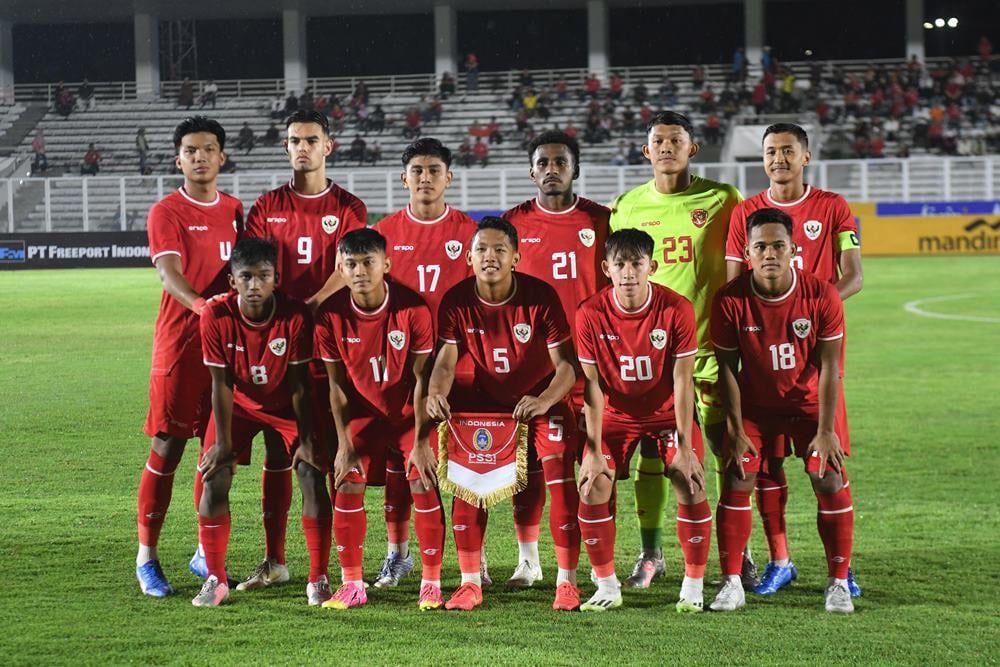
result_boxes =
[200,292,313,413]
[314,281,434,422]
[727,186,859,284]
[503,196,611,329]
[245,180,367,301]
[373,204,476,323]
[710,269,844,413]
[438,274,571,409]
[147,187,243,373]
[576,284,698,420]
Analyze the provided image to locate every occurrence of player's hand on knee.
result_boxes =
[512,395,549,422]
[669,446,705,496]
[333,443,364,488]
[198,444,236,481]
[292,435,326,474]
[407,441,438,488]
[426,394,451,421]
[727,430,758,480]
[578,450,613,498]
[807,430,843,478]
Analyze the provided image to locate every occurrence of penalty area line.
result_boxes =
[902,293,1000,323]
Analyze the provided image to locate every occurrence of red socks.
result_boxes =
[541,456,581,572]
[756,466,789,562]
[578,500,616,578]
[302,515,333,582]
[452,498,487,575]
[677,501,712,578]
[412,488,445,580]
[138,449,179,547]
[816,480,854,579]
[716,488,753,577]
[198,513,231,580]
[333,491,366,581]
[384,461,412,547]
[262,465,292,564]
[512,465,545,543]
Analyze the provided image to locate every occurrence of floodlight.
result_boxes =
[934,18,945,27]
[947,17,958,27]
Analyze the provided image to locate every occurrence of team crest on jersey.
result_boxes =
[792,319,812,339]
[268,338,287,356]
[388,330,406,351]
[578,229,596,248]
[473,428,493,451]
[649,328,667,350]
[803,220,823,241]
[513,323,532,343]
[690,209,708,228]
[445,240,463,260]
[321,215,340,234]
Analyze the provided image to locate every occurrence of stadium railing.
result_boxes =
[3,155,997,234]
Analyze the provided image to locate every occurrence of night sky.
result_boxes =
[11,1,999,83]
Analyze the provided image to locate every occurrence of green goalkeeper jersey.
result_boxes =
[609,175,743,355]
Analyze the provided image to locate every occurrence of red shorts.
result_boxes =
[527,401,579,460]
[596,412,704,479]
[727,409,850,475]
[200,402,327,467]
[341,412,438,485]
[144,352,211,440]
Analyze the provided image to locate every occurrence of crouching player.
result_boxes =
[194,238,332,607]
[427,217,582,612]
[314,229,445,611]
[575,229,710,612]
[709,208,855,613]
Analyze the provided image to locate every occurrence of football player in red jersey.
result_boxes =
[501,130,610,589]
[136,116,243,598]
[193,238,332,607]
[233,109,367,593]
[709,208,855,614]
[575,229,709,613]
[427,217,581,612]
[726,123,863,598]
[314,229,442,611]
[371,139,476,587]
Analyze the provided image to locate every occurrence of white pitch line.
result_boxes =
[903,293,1000,323]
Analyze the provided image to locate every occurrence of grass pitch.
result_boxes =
[1,257,998,665]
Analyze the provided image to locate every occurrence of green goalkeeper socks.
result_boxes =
[634,452,667,553]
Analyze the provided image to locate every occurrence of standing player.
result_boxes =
[314,229,444,611]
[501,130,610,590]
[219,109,366,592]
[726,123,863,597]
[709,208,855,614]
[194,239,332,607]
[609,111,749,588]
[369,138,476,589]
[575,229,710,613]
[427,217,581,611]
[136,116,243,597]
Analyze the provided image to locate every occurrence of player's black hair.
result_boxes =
[605,229,654,262]
[285,109,331,136]
[474,216,518,251]
[401,137,452,168]
[230,237,277,270]
[746,207,794,239]
[646,110,695,140]
[173,116,226,151]
[338,228,387,256]
[763,123,809,149]
[527,130,581,173]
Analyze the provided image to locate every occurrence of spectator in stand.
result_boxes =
[440,71,456,99]
[356,102,370,133]
[263,122,280,146]
[608,73,624,100]
[366,140,382,165]
[692,65,706,90]
[487,116,504,145]
[869,131,885,158]
[235,122,256,154]
[457,139,473,167]
[610,141,628,166]
[658,75,677,107]
[704,113,721,145]
[621,106,637,134]
[178,78,194,109]
[632,81,648,106]
[465,52,479,92]
[731,47,747,82]
[81,143,101,175]
[700,85,717,113]
[515,108,530,133]
[473,137,489,167]
[77,78,96,111]
[563,121,578,139]
[639,102,653,127]
[843,89,859,117]
[329,104,346,132]
[752,79,768,114]
[299,89,314,112]
[369,104,386,133]
[536,94,551,121]
[353,80,370,106]
[978,36,992,64]
[518,125,537,151]
[55,83,76,118]
[350,135,366,165]
[523,88,539,116]
[31,129,48,174]
[853,135,868,158]
[519,69,534,89]
[428,97,443,124]
[761,45,774,74]
[946,102,962,129]
[199,79,218,109]
[582,73,601,100]
[136,128,150,174]
[403,108,422,139]
[270,94,285,119]
[627,141,643,165]
[555,77,569,103]
[816,99,833,125]
[780,69,797,112]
